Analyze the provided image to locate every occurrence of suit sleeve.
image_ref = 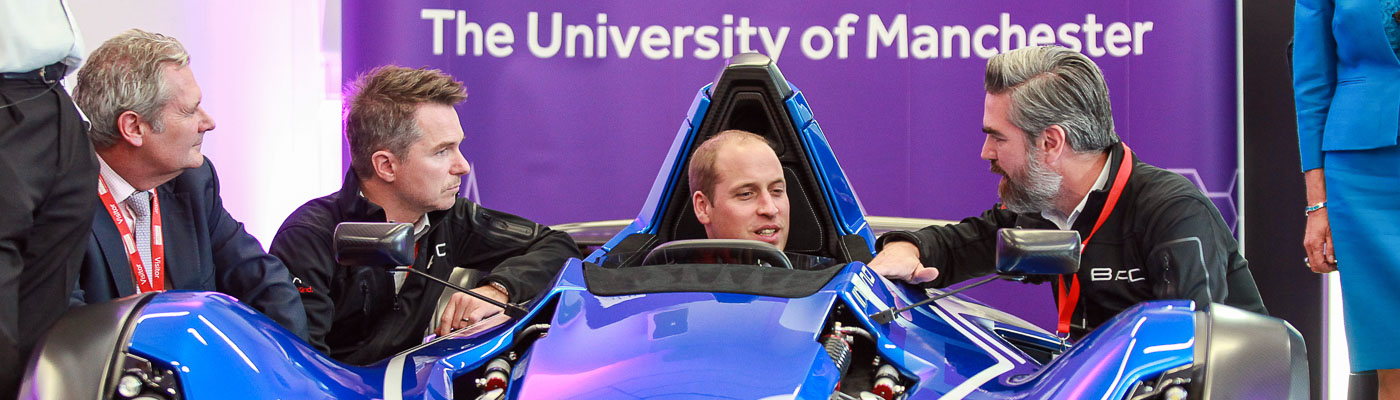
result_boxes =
[269,224,336,352]
[1143,196,1266,314]
[455,202,580,304]
[874,207,1019,288]
[200,162,310,340]
[68,277,86,308]
[1293,0,1337,171]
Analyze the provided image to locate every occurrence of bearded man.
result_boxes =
[868,45,1265,339]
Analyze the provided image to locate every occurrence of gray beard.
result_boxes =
[998,150,1062,214]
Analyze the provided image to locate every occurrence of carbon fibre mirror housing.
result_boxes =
[995,228,1081,276]
[333,222,415,267]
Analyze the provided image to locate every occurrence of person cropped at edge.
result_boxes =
[867,45,1266,339]
[1293,0,1400,396]
[269,66,579,365]
[68,29,307,339]
[0,0,97,396]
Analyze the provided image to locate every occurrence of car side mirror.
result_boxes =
[333,222,414,267]
[871,228,1082,324]
[334,222,531,318]
[995,228,1081,277]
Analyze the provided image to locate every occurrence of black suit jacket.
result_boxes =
[72,157,308,338]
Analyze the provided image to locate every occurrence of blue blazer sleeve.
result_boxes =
[1293,0,1337,171]
[199,160,310,340]
[73,158,310,340]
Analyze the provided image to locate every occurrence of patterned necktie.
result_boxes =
[126,191,153,278]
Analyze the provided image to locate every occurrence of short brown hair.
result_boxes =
[74,29,189,149]
[687,130,771,199]
[345,66,467,179]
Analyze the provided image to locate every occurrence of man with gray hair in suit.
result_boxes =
[69,29,307,337]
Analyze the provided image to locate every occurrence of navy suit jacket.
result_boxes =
[72,157,308,339]
[1294,0,1400,170]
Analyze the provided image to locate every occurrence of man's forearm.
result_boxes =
[487,229,579,303]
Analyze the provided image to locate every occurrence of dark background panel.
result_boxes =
[1242,1,1324,398]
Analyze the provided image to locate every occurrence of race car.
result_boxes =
[19,53,1307,400]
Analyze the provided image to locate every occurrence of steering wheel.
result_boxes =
[641,239,793,269]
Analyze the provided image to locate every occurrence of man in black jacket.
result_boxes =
[270,66,578,364]
[870,45,1265,339]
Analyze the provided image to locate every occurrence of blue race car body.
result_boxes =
[20,53,1306,400]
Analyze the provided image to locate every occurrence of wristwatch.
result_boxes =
[487,281,510,299]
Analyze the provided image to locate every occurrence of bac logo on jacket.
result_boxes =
[1090,267,1145,282]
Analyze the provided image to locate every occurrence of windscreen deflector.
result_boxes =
[583,262,845,298]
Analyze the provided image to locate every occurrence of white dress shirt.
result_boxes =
[0,0,84,73]
[96,155,142,231]
[1041,159,1113,231]
[96,154,159,281]
[393,215,431,293]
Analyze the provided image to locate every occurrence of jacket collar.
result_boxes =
[1071,142,1131,233]
[336,169,387,221]
[335,169,451,224]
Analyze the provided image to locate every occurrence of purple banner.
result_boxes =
[344,1,1237,327]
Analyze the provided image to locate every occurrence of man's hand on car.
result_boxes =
[869,241,939,284]
[435,285,509,336]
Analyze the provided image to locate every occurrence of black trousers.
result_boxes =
[0,77,97,397]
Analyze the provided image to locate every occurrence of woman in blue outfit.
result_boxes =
[1294,0,1400,397]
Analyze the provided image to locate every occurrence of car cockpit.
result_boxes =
[593,53,876,269]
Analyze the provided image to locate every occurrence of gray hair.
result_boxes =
[74,29,190,149]
[999,145,1063,214]
[985,45,1118,153]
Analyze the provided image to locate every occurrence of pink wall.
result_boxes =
[67,0,345,246]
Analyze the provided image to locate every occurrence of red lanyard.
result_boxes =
[98,177,166,293]
[1056,144,1134,336]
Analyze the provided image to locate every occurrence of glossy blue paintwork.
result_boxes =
[511,290,842,398]
[118,262,1196,399]
[125,291,383,399]
[785,90,872,244]
[457,259,1191,399]
[632,84,713,240]
[838,269,1196,399]
[394,258,590,400]
[796,121,874,245]
[106,60,1207,399]
[1028,301,1197,399]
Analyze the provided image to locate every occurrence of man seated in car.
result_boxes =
[687,130,790,250]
